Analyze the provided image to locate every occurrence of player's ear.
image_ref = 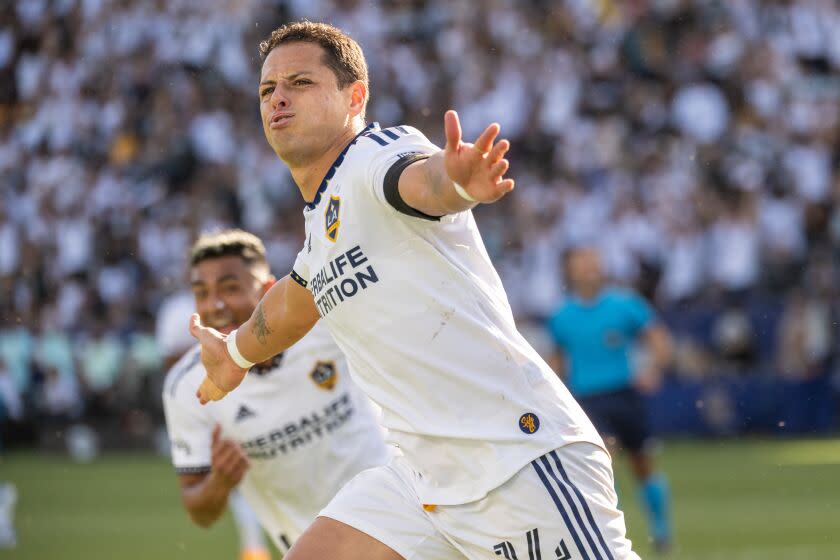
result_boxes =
[348,80,367,118]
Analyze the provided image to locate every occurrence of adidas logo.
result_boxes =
[235,405,256,422]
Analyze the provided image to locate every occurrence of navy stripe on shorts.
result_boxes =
[531,451,615,560]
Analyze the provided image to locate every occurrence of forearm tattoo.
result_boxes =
[251,303,273,345]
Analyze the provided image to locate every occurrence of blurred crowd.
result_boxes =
[1,0,839,443]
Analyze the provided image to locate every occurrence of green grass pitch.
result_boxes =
[2,438,838,559]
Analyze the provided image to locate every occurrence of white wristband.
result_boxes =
[225,329,255,370]
[452,182,477,203]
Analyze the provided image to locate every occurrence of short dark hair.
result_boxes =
[258,21,369,91]
[189,229,268,272]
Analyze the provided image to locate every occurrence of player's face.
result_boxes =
[568,249,603,294]
[259,42,360,164]
[190,256,271,335]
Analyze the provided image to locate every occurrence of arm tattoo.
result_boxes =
[250,303,273,346]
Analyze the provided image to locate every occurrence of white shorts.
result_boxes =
[320,442,640,560]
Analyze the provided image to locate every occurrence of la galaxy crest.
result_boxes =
[325,195,341,242]
[310,361,338,390]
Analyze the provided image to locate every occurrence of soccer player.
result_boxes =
[162,229,390,556]
[191,21,641,559]
[156,279,273,560]
[547,246,673,552]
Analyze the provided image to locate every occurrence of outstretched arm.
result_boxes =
[397,110,514,217]
[190,274,320,403]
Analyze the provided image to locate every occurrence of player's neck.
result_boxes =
[291,123,366,202]
[574,285,602,302]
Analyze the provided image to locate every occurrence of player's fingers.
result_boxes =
[215,442,243,469]
[497,178,515,193]
[487,138,510,163]
[225,461,247,483]
[489,159,509,179]
[444,110,462,153]
[232,459,249,480]
[211,424,222,446]
[233,448,248,470]
[189,313,203,340]
[220,444,241,467]
[197,377,227,404]
[220,449,248,480]
[191,314,224,345]
[473,123,500,155]
[212,442,231,465]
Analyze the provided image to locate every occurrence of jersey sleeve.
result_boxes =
[290,244,311,289]
[162,380,213,474]
[362,125,441,220]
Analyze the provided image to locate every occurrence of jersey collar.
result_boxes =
[569,289,607,308]
[304,122,380,210]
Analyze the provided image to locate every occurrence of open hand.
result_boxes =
[210,424,249,488]
[189,314,248,405]
[443,110,514,203]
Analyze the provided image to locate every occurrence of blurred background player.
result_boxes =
[156,266,271,560]
[162,229,390,556]
[547,246,674,552]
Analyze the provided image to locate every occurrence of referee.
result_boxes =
[548,246,673,552]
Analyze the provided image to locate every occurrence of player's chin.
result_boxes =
[264,127,289,146]
[268,133,295,154]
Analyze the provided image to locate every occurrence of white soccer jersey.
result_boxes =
[291,123,604,506]
[162,322,390,549]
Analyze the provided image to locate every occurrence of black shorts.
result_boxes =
[577,388,651,453]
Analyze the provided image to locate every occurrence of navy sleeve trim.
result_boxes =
[166,349,201,397]
[383,153,440,222]
[381,129,400,141]
[365,132,389,146]
[175,465,211,475]
[290,270,308,288]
